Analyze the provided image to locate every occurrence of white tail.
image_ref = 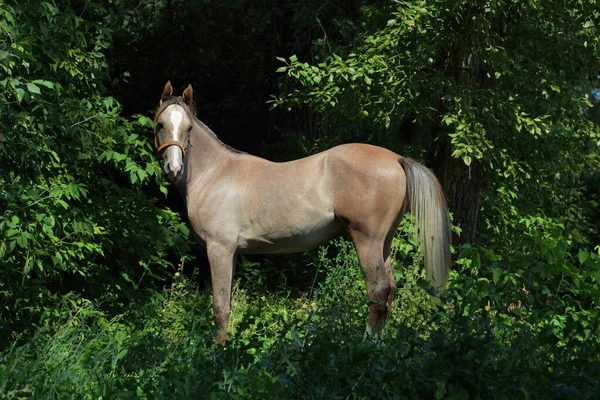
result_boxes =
[400,158,451,293]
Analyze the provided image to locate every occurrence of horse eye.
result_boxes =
[156,122,163,131]
[187,124,192,132]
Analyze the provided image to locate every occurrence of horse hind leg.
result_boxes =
[351,234,392,339]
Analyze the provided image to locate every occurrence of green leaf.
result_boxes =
[15,88,25,102]
[51,251,63,266]
[492,267,502,284]
[32,79,54,89]
[578,249,590,265]
[55,199,69,209]
[103,97,114,110]
[5,229,18,238]
[26,82,41,94]
[16,233,28,249]
[136,115,154,128]
[159,185,168,197]
[112,152,127,162]
[136,169,147,182]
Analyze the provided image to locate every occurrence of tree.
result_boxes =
[273,0,600,245]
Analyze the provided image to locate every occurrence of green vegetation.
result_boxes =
[1,0,599,398]
[2,235,599,398]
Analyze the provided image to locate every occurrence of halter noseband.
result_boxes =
[156,139,186,157]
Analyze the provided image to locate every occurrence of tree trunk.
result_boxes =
[427,136,484,245]
[423,4,502,245]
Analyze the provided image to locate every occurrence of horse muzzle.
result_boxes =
[164,160,184,182]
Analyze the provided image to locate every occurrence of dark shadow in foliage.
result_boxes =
[109,0,368,156]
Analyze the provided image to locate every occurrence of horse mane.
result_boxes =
[154,96,244,155]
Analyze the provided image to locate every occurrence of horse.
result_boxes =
[153,81,451,344]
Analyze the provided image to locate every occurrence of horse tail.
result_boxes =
[399,157,451,294]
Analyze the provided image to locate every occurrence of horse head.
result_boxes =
[153,81,195,182]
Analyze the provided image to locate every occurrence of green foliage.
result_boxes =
[0,1,188,348]
[1,236,598,398]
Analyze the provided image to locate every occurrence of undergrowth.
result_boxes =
[1,228,599,399]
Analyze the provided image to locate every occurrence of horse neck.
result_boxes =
[179,122,228,198]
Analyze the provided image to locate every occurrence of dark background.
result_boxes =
[109,0,376,157]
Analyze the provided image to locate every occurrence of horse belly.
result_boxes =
[237,211,343,255]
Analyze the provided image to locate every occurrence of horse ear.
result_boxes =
[160,81,173,105]
[183,84,193,106]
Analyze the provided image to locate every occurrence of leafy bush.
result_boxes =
[0,1,189,349]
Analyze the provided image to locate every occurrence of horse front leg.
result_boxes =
[207,241,236,345]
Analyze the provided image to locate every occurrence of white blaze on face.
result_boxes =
[166,106,185,174]
[170,108,183,141]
